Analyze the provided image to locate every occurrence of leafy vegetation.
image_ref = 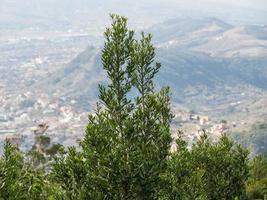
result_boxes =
[160,132,249,200]
[0,141,55,200]
[246,154,267,199]
[0,15,264,199]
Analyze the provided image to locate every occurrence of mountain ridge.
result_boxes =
[35,17,267,117]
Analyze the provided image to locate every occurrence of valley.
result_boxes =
[0,14,266,155]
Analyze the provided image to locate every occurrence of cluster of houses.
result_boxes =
[0,91,88,151]
[173,109,230,142]
[0,89,239,153]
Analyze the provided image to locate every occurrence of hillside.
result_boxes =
[37,17,267,118]
[37,46,105,109]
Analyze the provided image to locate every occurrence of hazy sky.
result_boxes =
[206,0,267,10]
[0,0,266,33]
[164,0,267,10]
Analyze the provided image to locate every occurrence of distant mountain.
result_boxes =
[156,48,267,90]
[38,17,267,116]
[1,0,267,31]
[149,17,233,45]
[36,46,105,110]
[150,17,267,58]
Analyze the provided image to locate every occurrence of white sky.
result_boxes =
[202,0,267,10]
[164,0,267,11]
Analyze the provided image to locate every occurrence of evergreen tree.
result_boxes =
[52,14,172,199]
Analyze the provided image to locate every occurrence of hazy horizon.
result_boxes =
[0,0,266,35]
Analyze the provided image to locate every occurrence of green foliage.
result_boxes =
[28,133,62,169]
[0,141,24,199]
[39,136,51,148]
[0,14,254,200]
[160,133,249,200]
[159,132,207,200]
[0,140,55,200]
[53,14,172,199]
[46,144,63,157]
[195,135,249,199]
[247,155,267,199]
[52,147,88,199]
[250,155,267,182]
